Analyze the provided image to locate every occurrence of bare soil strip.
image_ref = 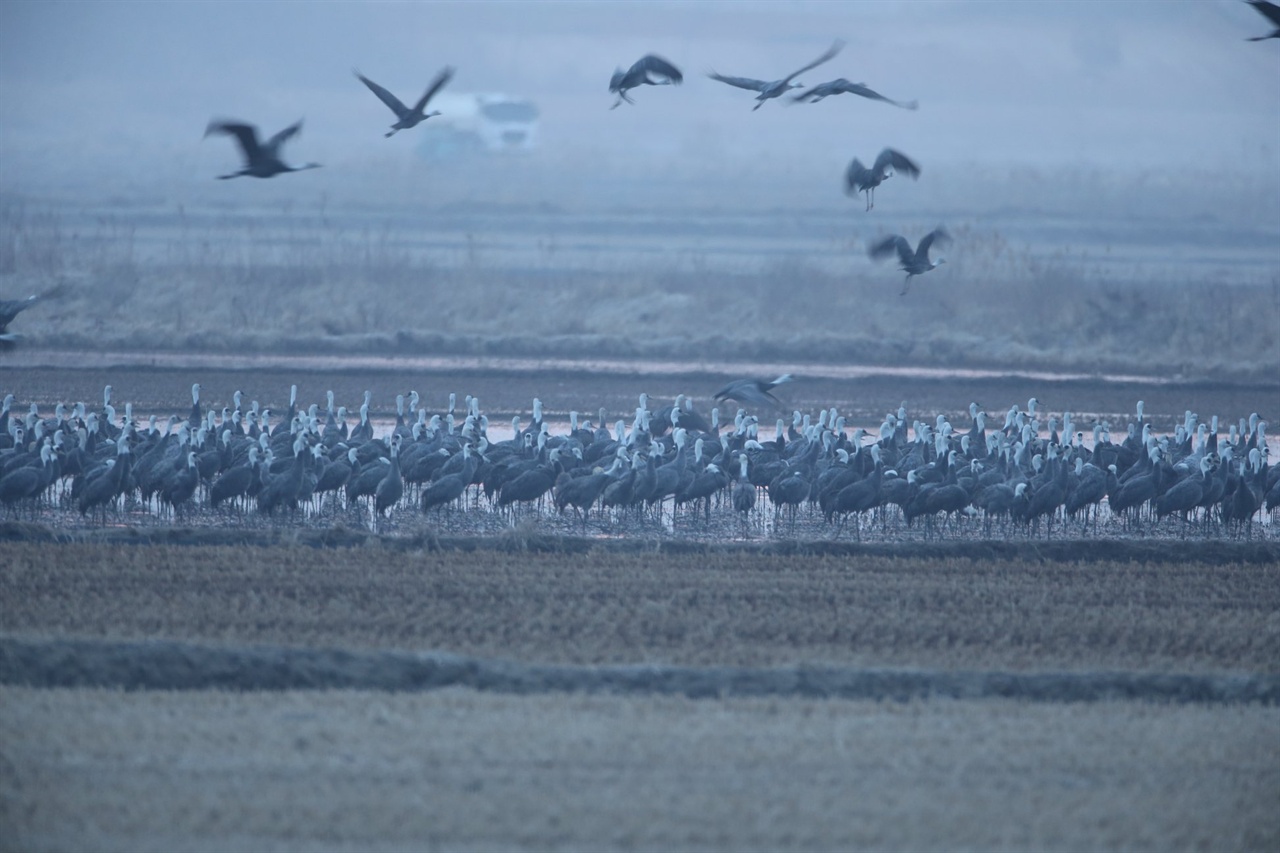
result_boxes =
[3,520,1278,564]
[2,636,1276,704]
[5,687,1277,852]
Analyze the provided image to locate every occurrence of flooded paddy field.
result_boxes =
[5,348,1277,432]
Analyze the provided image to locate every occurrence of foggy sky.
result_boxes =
[1,0,1278,211]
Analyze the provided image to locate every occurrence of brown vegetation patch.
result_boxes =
[5,200,1277,382]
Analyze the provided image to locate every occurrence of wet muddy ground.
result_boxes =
[5,348,1276,434]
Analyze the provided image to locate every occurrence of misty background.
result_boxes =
[1,1,1278,378]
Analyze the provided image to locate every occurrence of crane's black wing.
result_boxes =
[873,148,922,179]
[354,70,411,119]
[781,39,844,83]
[844,158,871,194]
[0,295,38,333]
[633,54,683,84]
[707,72,770,92]
[1248,0,1280,27]
[204,121,263,164]
[263,120,304,154]
[868,234,914,266]
[0,285,64,336]
[410,66,455,116]
[714,379,780,409]
[916,227,951,262]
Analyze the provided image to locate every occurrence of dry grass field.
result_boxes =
[2,540,1279,850]
[4,195,1278,382]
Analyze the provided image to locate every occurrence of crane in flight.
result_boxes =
[609,55,683,109]
[203,119,320,179]
[792,78,917,111]
[707,40,844,110]
[354,66,455,137]
[845,148,921,210]
[868,228,950,295]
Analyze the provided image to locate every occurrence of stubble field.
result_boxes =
[2,538,1279,850]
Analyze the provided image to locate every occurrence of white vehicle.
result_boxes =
[417,93,539,157]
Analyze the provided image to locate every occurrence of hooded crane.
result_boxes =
[790,78,918,110]
[1247,0,1280,40]
[204,119,320,179]
[609,55,683,108]
[354,66,455,137]
[731,454,757,529]
[0,445,53,517]
[421,444,478,514]
[845,148,921,211]
[713,375,793,411]
[707,40,842,110]
[78,433,130,522]
[867,227,950,295]
[374,435,404,520]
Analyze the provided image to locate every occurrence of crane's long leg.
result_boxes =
[900,273,912,296]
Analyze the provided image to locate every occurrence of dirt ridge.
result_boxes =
[2,636,1276,704]
[2,521,1277,564]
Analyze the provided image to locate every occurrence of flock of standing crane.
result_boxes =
[0,383,1275,541]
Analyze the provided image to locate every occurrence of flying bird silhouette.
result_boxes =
[845,148,921,210]
[1246,0,1280,39]
[0,285,64,344]
[868,228,950,295]
[203,119,320,179]
[713,375,794,410]
[609,54,683,109]
[707,40,844,110]
[354,66,455,137]
[791,78,918,110]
